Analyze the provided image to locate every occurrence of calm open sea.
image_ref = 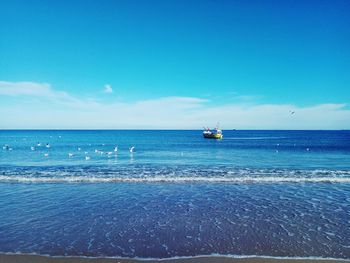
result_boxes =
[0,130,349,259]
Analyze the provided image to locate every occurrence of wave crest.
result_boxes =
[0,175,350,183]
[1,165,350,184]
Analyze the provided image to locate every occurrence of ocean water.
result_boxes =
[0,130,350,259]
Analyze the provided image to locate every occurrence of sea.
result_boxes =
[0,130,349,260]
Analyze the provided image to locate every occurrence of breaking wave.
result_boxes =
[1,165,350,184]
[1,175,350,184]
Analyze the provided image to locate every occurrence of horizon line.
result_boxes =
[0,128,349,131]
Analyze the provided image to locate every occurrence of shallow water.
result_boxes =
[0,130,350,259]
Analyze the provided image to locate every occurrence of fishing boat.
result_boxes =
[203,126,223,139]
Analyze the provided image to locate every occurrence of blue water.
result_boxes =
[0,130,350,259]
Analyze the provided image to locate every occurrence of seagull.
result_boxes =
[31,146,35,151]
[85,156,91,160]
[68,153,74,157]
[37,142,41,147]
[106,152,113,157]
[306,148,310,151]
[114,146,118,152]
[46,143,50,148]
[3,145,12,151]
[78,147,81,151]
[129,146,135,153]
[44,153,49,157]
[84,151,88,155]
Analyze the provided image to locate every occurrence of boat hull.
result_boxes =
[203,133,223,139]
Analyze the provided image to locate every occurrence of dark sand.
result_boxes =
[0,254,349,263]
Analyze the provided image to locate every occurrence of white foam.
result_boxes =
[1,252,349,262]
[0,175,349,184]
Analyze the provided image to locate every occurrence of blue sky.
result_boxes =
[0,0,349,129]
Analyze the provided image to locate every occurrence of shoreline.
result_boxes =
[1,254,349,263]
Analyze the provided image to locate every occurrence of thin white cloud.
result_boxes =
[0,81,64,97]
[0,81,99,109]
[103,84,113,93]
[1,81,349,129]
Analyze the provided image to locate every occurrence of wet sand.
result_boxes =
[0,254,349,263]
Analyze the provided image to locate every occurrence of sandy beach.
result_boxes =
[0,254,349,263]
